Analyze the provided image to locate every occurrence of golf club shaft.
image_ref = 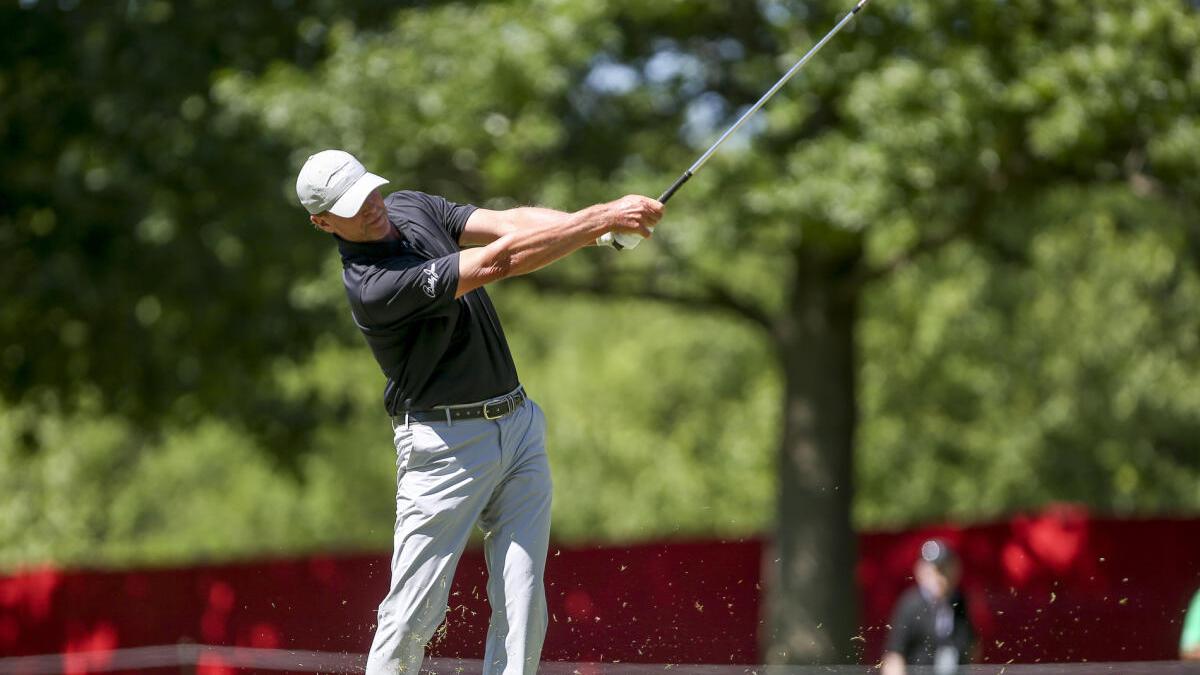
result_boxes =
[663,0,872,203]
[601,0,872,248]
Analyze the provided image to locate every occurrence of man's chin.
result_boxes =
[363,220,388,240]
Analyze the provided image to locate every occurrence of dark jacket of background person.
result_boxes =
[884,586,975,666]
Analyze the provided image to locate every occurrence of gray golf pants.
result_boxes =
[366,398,552,675]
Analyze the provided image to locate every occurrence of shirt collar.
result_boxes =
[334,222,408,261]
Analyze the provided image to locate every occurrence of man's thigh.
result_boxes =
[385,420,507,595]
[479,401,552,546]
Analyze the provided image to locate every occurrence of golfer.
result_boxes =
[295,149,663,674]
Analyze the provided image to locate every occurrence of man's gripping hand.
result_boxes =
[594,195,664,250]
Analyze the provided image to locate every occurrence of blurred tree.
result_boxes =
[0,400,309,568]
[0,0,402,456]
[220,0,1200,663]
[859,187,1200,526]
[0,301,780,571]
[6,0,1200,666]
[1,1,780,577]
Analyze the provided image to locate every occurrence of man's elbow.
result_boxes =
[473,238,520,285]
[486,232,550,280]
[460,232,547,295]
[485,237,520,278]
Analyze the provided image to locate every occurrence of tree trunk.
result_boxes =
[763,245,861,664]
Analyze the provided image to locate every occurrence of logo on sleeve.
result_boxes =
[420,263,440,298]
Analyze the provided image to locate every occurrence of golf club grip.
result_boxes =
[597,170,694,249]
[658,170,693,204]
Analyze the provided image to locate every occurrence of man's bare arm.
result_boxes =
[460,206,607,247]
[454,196,661,298]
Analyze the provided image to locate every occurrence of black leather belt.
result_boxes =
[394,387,526,425]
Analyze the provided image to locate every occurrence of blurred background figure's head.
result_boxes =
[914,539,960,602]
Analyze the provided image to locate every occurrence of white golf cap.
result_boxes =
[295,149,389,217]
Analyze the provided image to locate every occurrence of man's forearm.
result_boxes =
[504,206,607,246]
[508,206,571,228]
[489,204,611,276]
[455,196,661,297]
[459,205,603,248]
[456,205,609,297]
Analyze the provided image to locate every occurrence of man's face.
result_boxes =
[914,559,960,601]
[311,189,392,242]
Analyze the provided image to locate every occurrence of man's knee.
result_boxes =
[373,601,449,653]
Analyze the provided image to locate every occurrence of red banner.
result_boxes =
[2,507,1198,665]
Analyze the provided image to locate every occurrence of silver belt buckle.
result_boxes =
[483,396,508,420]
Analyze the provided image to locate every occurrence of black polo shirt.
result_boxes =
[884,586,975,666]
[336,190,519,414]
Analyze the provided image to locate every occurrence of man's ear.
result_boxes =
[311,214,333,232]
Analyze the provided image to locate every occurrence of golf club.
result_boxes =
[598,0,873,250]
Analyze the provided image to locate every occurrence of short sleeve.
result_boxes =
[357,253,461,326]
[412,191,477,243]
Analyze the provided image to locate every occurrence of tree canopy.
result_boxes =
[3,0,1200,662]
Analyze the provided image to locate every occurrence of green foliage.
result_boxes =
[0,0,396,432]
[0,298,777,569]
[3,0,1200,574]
[495,288,778,542]
[0,400,307,568]
[221,0,1200,519]
[859,186,1200,526]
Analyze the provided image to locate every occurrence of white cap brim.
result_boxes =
[328,172,389,218]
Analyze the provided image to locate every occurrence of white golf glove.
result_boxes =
[597,227,654,251]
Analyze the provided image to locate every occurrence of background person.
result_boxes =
[881,539,977,675]
[1182,587,1200,660]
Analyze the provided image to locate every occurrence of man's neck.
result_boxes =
[336,220,402,243]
